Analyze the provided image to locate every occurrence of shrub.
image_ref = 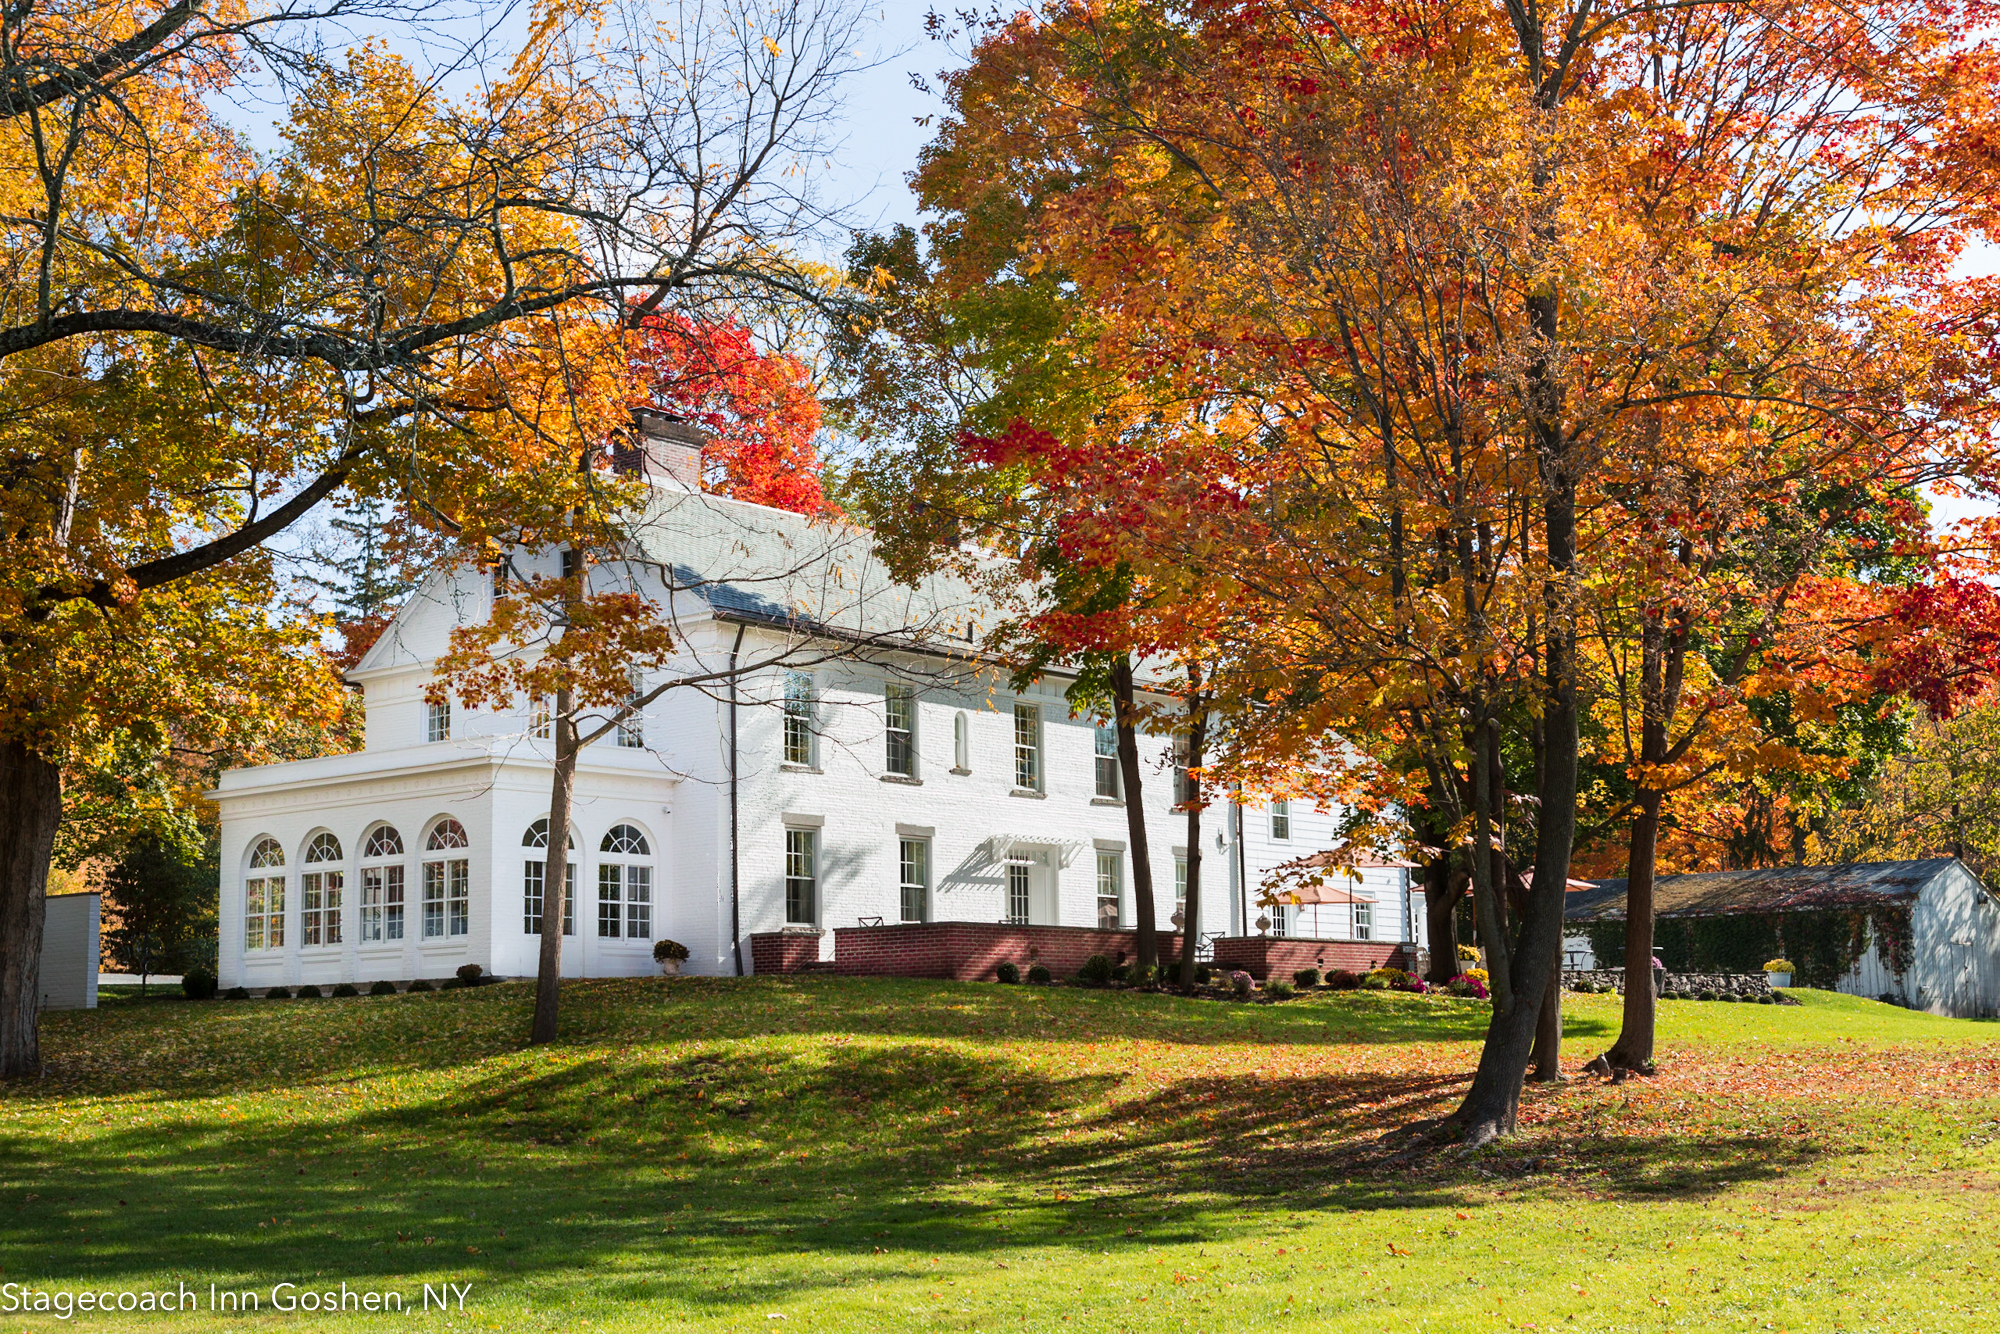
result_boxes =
[1463,967,1490,985]
[1758,993,1776,1004]
[294,985,323,999]
[1025,963,1051,985]
[1362,967,1408,991]
[655,939,691,963]
[995,962,1021,984]
[264,986,291,1000]
[406,979,434,993]
[1698,988,1717,1001]
[1292,967,1321,989]
[369,980,398,996]
[1194,965,1213,985]
[1447,972,1489,1000]
[1457,944,1482,962]
[180,968,218,1001]
[1126,963,1154,987]
[1111,963,1130,983]
[1075,954,1114,987]
[331,983,360,998]
[222,986,249,1001]
[1720,992,1740,1002]
[1229,970,1254,998]
[1266,980,1296,1000]
[1762,958,1796,974]
[456,963,484,985]
[1325,968,1360,990]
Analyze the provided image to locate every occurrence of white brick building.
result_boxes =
[213,469,1419,988]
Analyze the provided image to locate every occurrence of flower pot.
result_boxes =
[1765,971,1791,989]
[660,958,682,976]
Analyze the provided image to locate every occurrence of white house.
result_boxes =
[213,429,1419,987]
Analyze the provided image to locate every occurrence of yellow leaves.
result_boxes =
[762,36,783,59]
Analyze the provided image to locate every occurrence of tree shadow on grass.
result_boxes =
[0,1033,1832,1322]
[17,976,1562,1106]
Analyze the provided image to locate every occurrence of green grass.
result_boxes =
[3,979,1997,1332]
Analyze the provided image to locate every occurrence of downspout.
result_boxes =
[728,623,746,976]
[1234,788,1248,937]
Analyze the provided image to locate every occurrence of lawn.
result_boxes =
[2,978,1997,1333]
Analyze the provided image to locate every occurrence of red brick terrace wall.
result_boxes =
[831,922,1185,983]
[749,931,825,975]
[1211,936,1409,981]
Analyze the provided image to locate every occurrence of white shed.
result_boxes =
[40,892,100,1010]
[1565,859,2000,1018]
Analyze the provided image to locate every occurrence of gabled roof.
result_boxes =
[1564,858,1965,922]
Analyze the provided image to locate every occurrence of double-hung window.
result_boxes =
[359,825,405,942]
[884,684,916,776]
[521,819,575,935]
[898,838,929,923]
[1094,725,1120,798]
[244,838,286,951]
[1271,800,1291,840]
[427,699,451,743]
[1095,852,1121,929]
[616,668,645,748]
[423,819,470,939]
[784,829,817,924]
[1174,853,1188,908]
[301,833,344,947]
[1013,704,1040,790]
[1006,861,1031,926]
[1353,900,1373,941]
[599,824,653,938]
[530,694,554,740]
[783,673,816,766]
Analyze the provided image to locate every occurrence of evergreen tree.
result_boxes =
[313,502,408,622]
[101,832,218,994]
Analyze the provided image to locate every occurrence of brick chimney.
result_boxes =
[617,408,706,489]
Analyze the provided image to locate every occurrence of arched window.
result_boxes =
[522,819,576,936]
[359,824,405,942]
[245,837,286,950]
[597,824,652,940]
[953,711,970,772]
[423,819,471,939]
[301,833,344,948]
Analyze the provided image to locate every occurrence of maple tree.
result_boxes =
[0,0,876,1075]
[891,0,2000,1141]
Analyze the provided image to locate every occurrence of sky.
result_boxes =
[819,0,954,236]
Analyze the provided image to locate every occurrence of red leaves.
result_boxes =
[1869,573,2000,719]
[628,311,833,517]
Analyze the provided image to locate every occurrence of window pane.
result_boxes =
[1095,852,1120,929]
[384,865,405,941]
[598,864,623,937]
[899,838,927,923]
[1013,705,1039,789]
[1007,863,1030,925]
[448,859,469,936]
[1271,800,1291,840]
[423,862,445,938]
[428,700,451,743]
[626,866,651,939]
[784,673,815,765]
[785,829,816,924]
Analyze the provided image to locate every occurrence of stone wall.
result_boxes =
[1565,967,1775,998]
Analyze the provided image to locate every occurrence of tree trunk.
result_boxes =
[1111,656,1158,971]
[530,690,578,1046]
[0,740,61,1078]
[1451,331,1580,1145]
[1174,683,1209,990]
[1422,857,1460,985]
[1529,951,1564,1081]
[1604,788,1663,1071]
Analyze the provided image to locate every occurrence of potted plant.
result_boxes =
[654,939,691,975]
[1763,958,1795,988]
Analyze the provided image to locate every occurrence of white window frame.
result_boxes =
[521,819,575,936]
[1270,800,1291,840]
[884,683,917,777]
[301,833,344,947]
[898,837,929,923]
[784,828,818,925]
[615,668,645,749]
[952,711,970,772]
[1095,852,1121,928]
[1353,900,1374,941]
[598,823,653,939]
[426,699,451,743]
[1013,703,1041,791]
[1174,853,1188,906]
[530,694,553,740]
[1094,725,1120,798]
[422,819,471,939]
[1006,860,1031,925]
[359,825,405,943]
[783,672,816,767]
[244,837,286,951]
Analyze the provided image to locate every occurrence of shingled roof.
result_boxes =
[1564,859,1963,922]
